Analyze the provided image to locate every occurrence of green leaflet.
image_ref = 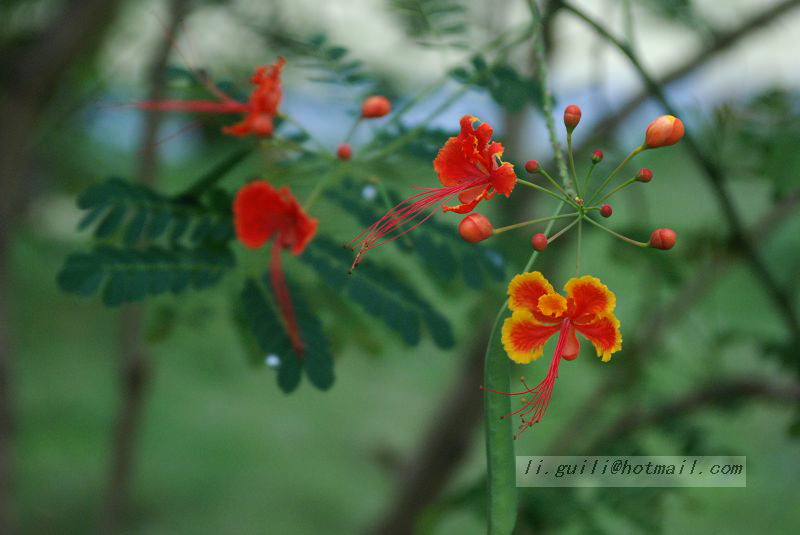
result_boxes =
[301,236,454,349]
[239,277,334,393]
[56,245,234,305]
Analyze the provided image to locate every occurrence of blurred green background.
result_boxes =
[2,0,800,534]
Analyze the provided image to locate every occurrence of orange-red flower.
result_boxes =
[137,57,285,138]
[234,181,317,254]
[492,272,621,435]
[348,115,516,269]
[234,181,317,356]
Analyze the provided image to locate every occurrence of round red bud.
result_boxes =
[459,213,493,243]
[645,115,684,148]
[649,228,677,250]
[592,150,604,164]
[531,233,548,252]
[563,104,581,131]
[636,168,653,182]
[525,160,540,173]
[600,204,613,218]
[361,95,391,119]
[336,144,352,160]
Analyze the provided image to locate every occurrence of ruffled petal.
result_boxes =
[538,293,567,318]
[574,313,622,362]
[501,310,561,364]
[564,275,616,323]
[441,186,493,214]
[508,272,562,324]
[490,161,517,196]
[433,134,488,186]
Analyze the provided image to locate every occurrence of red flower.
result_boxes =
[137,57,285,139]
[234,181,317,254]
[347,115,516,269]
[234,181,317,356]
[488,272,621,436]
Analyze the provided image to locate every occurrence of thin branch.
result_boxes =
[548,186,800,454]
[560,0,800,353]
[585,376,800,453]
[586,0,800,138]
[99,1,191,533]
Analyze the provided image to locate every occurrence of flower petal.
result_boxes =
[508,272,562,323]
[433,134,488,186]
[489,161,517,196]
[538,293,567,318]
[441,186,493,214]
[574,313,621,362]
[501,310,560,364]
[564,275,616,322]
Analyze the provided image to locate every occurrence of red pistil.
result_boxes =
[346,176,489,272]
[483,319,572,438]
[270,242,304,357]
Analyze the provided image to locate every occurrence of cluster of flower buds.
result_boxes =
[453,105,683,256]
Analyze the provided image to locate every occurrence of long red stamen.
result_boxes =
[346,177,489,271]
[136,100,249,114]
[482,318,571,438]
[270,243,304,357]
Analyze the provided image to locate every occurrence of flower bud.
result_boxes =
[525,160,540,173]
[600,204,612,218]
[361,95,391,119]
[649,228,677,250]
[563,104,581,131]
[459,213,493,243]
[336,144,352,160]
[645,115,684,148]
[636,168,653,183]
[531,233,548,252]
[592,150,604,163]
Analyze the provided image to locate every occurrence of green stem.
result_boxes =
[547,216,580,244]
[583,215,648,247]
[178,144,255,199]
[536,169,571,200]
[567,132,579,192]
[582,162,597,199]
[527,0,572,195]
[303,167,349,212]
[587,145,644,205]
[598,176,638,204]
[484,201,564,535]
[516,179,574,206]
[576,218,582,274]
[343,117,362,144]
[366,87,470,161]
[278,113,327,152]
[493,212,577,235]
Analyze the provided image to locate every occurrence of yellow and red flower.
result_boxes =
[348,115,516,269]
[493,271,621,435]
[137,57,285,138]
[234,181,317,356]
